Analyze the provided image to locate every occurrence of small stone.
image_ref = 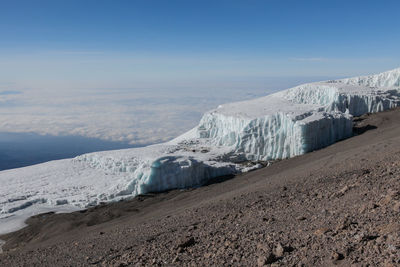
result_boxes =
[338,185,350,195]
[370,203,379,209]
[331,251,344,261]
[380,195,393,205]
[376,235,386,244]
[204,252,213,259]
[296,216,306,221]
[314,228,330,236]
[273,243,284,257]
[257,243,270,253]
[263,217,275,223]
[354,232,366,243]
[393,201,400,212]
[336,218,351,231]
[387,189,399,198]
[172,255,180,263]
[257,256,267,267]
[362,169,371,175]
[257,252,277,266]
[177,237,196,249]
[384,259,396,267]
[359,204,367,213]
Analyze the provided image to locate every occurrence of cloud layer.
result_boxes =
[0,76,335,146]
[0,86,268,145]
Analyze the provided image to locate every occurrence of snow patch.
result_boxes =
[0,67,400,233]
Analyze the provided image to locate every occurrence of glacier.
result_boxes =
[0,68,400,234]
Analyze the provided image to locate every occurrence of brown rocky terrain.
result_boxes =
[0,108,399,266]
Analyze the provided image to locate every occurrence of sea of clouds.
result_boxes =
[0,76,333,146]
[0,88,251,145]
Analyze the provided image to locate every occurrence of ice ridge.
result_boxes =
[0,68,399,226]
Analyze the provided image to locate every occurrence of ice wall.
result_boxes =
[339,67,400,88]
[282,82,400,116]
[195,69,400,162]
[1,68,400,225]
[197,110,353,161]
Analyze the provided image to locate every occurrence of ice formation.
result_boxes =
[0,68,399,233]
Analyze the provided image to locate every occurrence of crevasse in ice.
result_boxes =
[0,68,399,222]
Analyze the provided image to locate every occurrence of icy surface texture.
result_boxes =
[0,68,399,230]
[197,95,353,161]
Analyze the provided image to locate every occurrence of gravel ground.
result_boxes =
[0,108,399,267]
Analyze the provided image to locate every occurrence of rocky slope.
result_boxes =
[0,108,399,266]
[1,68,400,230]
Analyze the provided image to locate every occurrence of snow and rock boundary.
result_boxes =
[0,68,399,233]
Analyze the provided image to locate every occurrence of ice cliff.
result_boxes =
[1,68,400,232]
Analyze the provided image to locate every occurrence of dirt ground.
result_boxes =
[0,108,399,266]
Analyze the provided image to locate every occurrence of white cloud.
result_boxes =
[0,49,343,146]
[0,84,284,145]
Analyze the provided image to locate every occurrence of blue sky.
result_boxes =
[0,0,399,145]
[1,0,400,89]
[1,0,399,56]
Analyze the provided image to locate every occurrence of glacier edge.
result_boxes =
[1,67,400,226]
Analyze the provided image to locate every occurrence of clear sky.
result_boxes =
[0,0,400,145]
[1,0,400,90]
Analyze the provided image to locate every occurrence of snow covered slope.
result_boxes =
[1,68,400,233]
